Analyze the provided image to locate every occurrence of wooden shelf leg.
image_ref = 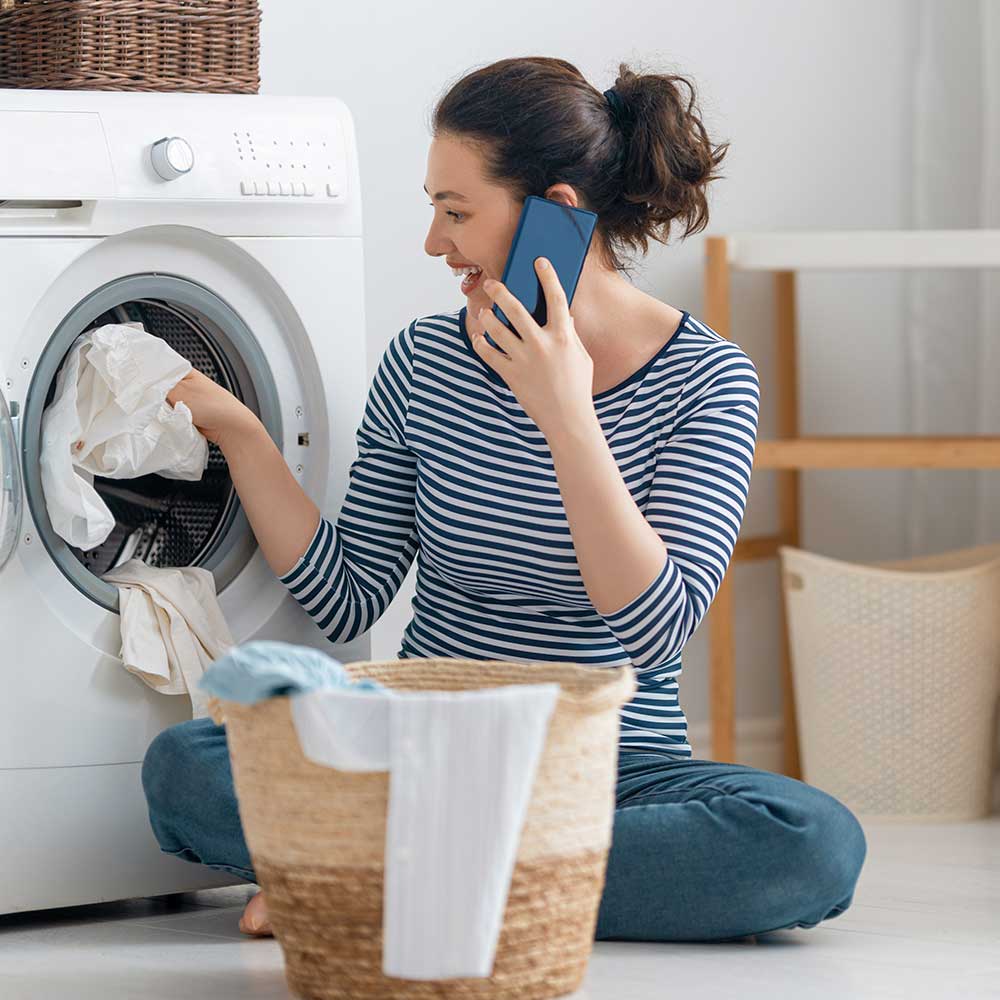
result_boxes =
[705,237,737,762]
[775,269,803,779]
[709,568,736,761]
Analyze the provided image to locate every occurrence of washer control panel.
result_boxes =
[110,107,351,202]
[0,94,358,218]
[231,128,344,199]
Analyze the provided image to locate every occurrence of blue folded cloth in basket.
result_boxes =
[197,639,385,702]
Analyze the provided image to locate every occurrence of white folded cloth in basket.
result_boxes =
[40,322,208,551]
[102,559,234,720]
[290,682,559,980]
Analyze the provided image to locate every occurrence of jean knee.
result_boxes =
[141,719,216,814]
[795,788,868,906]
[142,727,177,811]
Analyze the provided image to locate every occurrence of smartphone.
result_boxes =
[486,195,598,349]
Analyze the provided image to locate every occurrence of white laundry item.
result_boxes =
[289,682,560,980]
[40,322,208,551]
[102,559,235,720]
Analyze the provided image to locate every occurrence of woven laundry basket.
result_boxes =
[780,542,1000,822]
[0,0,261,93]
[210,657,637,1000]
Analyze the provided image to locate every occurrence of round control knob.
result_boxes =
[150,136,194,181]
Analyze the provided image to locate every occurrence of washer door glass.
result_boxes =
[0,386,23,572]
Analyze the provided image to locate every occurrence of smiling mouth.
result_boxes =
[449,264,484,295]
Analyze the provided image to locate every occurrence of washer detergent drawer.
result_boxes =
[0,385,22,572]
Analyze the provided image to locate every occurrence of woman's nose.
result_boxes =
[424,222,452,259]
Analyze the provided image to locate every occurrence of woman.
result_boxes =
[144,57,867,941]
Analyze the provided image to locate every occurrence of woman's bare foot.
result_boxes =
[239,890,273,937]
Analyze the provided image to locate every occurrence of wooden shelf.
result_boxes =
[703,229,1000,777]
[720,229,1000,270]
[733,535,786,561]
[756,436,1000,469]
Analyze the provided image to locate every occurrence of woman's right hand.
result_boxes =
[166,368,258,448]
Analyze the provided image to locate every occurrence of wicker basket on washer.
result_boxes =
[210,657,637,1000]
[780,541,1000,822]
[0,0,261,93]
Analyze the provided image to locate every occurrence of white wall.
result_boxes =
[258,0,969,746]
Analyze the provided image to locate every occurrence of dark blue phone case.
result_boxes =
[486,195,598,350]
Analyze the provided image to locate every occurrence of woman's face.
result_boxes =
[423,134,523,313]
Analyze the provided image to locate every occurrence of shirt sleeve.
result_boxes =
[277,320,419,643]
[599,340,761,672]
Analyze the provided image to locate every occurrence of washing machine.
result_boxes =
[0,90,371,913]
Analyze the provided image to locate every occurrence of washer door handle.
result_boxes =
[0,386,23,573]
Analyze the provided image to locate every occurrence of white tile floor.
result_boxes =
[1,816,998,1000]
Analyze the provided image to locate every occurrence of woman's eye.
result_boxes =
[427,202,464,222]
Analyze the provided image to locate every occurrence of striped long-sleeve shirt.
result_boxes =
[278,304,761,757]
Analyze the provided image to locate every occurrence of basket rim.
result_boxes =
[343,657,635,704]
[779,542,1000,581]
[207,659,638,727]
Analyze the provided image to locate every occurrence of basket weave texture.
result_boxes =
[0,0,261,93]
[780,541,1000,822]
[213,658,637,1000]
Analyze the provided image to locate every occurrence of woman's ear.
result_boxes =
[542,182,579,209]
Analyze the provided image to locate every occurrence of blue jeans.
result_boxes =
[141,719,867,942]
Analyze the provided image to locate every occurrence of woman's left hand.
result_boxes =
[470,258,596,439]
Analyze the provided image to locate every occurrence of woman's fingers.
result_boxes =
[166,370,194,408]
[534,257,569,325]
[166,368,254,445]
[481,277,538,340]
[469,331,509,373]
[478,306,521,356]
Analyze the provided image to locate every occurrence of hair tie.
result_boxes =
[604,87,625,115]
[604,87,628,138]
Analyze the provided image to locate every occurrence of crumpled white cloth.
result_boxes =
[40,322,208,551]
[102,559,234,719]
[290,682,559,980]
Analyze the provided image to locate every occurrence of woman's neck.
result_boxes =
[570,264,645,355]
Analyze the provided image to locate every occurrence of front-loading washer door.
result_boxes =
[20,273,282,613]
[0,385,23,572]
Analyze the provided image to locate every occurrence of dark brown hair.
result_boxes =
[431,57,730,275]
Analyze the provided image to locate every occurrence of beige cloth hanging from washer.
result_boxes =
[102,560,234,719]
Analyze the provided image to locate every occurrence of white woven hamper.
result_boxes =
[779,541,1000,822]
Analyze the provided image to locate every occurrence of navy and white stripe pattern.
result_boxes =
[279,304,760,757]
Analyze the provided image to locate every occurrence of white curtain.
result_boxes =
[905,0,1000,553]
